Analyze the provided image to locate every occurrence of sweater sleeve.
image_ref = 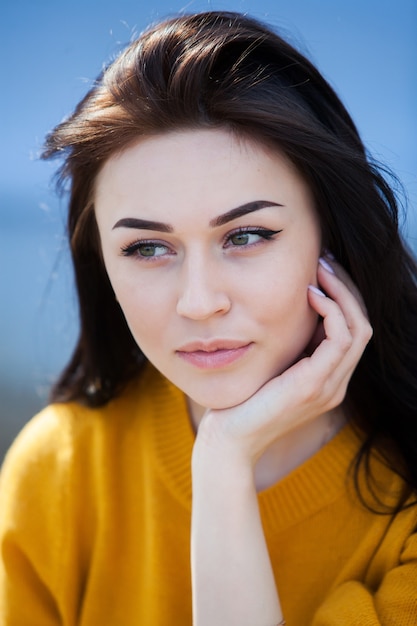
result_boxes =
[0,408,75,626]
[312,529,417,626]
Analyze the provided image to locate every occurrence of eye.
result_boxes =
[229,232,255,246]
[224,228,282,248]
[120,240,171,259]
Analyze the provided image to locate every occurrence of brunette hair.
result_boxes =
[43,11,417,508]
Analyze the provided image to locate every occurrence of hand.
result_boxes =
[196,257,373,464]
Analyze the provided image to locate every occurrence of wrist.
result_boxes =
[193,413,251,465]
[194,407,263,465]
[192,429,255,495]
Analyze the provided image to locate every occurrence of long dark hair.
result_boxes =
[42,11,417,509]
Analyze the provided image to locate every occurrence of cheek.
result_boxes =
[114,277,177,356]
[119,293,162,338]
[260,281,316,331]
[256,254,316,312]
[255,258,319,348]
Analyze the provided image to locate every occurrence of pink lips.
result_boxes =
[176,340,253,369]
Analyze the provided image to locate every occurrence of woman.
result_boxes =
[1,11,417,625]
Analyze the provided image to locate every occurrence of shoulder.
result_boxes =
[0,404,75,494]
[0,363,184,492]
[0,367,145,488]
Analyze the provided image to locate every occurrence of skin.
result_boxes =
[96,129,322,419]
[95,128,373,625]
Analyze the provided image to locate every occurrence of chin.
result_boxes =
[185,380,259,412]
[174,351,306,412]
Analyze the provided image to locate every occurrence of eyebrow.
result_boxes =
[112,200,283,232]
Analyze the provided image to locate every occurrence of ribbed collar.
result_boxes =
[257,425,360,532]
[139,365,362,529]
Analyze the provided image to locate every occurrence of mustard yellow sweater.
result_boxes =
[1,365,417,625]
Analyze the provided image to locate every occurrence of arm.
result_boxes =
[191,441,283,625]
[0,409,71,626]
[0,480,61,623]
[191,259,373,625]
[313,519,417,625]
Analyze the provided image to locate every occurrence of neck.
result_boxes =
[253,407,346,491]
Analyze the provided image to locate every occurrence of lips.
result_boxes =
[176,340,253,369]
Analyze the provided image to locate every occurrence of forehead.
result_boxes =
[94,128,315,224]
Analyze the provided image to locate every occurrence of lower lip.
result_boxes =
[177,344,252,369]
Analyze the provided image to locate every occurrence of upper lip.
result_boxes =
[176,339,251,353]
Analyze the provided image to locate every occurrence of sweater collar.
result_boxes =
[141,364,362,528]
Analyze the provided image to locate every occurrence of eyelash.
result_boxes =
[223,226,282,248]
[119,227,282,260]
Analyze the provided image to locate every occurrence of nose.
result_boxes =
[176,255,231,320]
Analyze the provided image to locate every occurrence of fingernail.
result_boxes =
[319,257,335,274]
[322,248,336,260]
[308,285,326,297]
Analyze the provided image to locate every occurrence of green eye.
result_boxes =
[225,228,282,248]
[121,241,170,258]
[230,233,251,246]
[138,243,158,257]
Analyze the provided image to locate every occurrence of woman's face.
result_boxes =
[95,129,322,415]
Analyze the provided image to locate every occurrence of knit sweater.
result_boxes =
[0,364,416,625]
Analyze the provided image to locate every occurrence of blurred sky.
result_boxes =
[0,0,416,445]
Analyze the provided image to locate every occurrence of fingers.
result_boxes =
[199,257,373,462]
[317,257,372,342]
[317,256,370,321]
[300,290,354,406]
[303,257,373,406]
[249,257,372,423]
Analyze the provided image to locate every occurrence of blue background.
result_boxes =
[1,0,416,458]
